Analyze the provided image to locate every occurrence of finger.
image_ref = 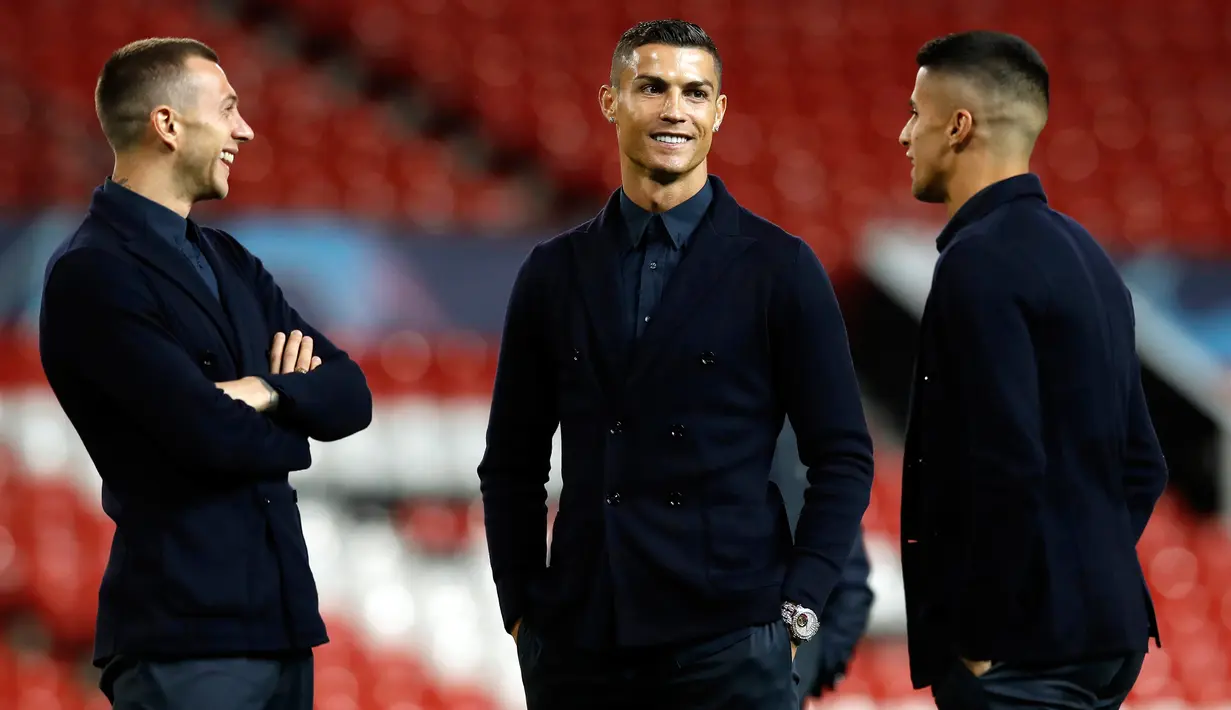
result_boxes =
[269,332,286,374]
[281,330,303,374]
[310,356,323,371]
[295,336,314,373]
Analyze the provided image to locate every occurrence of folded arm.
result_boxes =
[934,241,1047,658]
[40,248,312,480]
[477,246,558,633]
[240,246,373,442]
[776,240,875,614]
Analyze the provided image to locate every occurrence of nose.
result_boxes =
[659,89,686,123]
[234,113,255,143]
[898,127,910,149]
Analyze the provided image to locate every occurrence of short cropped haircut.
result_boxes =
[95,38,219,152]
[610,19,722,88]
[916,31,1049,112]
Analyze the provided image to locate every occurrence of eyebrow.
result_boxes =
[633,74,715,91]
[221,93,238,106]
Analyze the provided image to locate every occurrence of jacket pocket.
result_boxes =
[158,496,254,618]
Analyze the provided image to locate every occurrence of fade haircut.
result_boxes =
[916,31,1049,115]
[610,19,722,88]
[95,38,219,152]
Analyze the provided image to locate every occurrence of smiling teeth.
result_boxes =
[654,136,687,144]
[220,152,234,164]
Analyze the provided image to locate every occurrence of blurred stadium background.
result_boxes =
[2,0,1231,708]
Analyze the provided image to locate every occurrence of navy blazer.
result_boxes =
[478,176,874,649]
[901,175,1167,688]
[38,185,373,666]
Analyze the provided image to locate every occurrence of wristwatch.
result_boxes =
[781,601,820,644]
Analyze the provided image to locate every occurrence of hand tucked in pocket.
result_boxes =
[961,658,992,677]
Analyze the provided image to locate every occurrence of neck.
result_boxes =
[944,153,1032,219]
[111,154,192,218]
[621,162,708,213]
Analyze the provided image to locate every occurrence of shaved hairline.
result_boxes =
[925,69,1047,149]
[105,66,204,150]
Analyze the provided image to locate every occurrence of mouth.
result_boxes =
[220,150,236,169]
[650,133,693,148]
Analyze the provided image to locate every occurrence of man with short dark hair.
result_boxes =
[897,30,1166,709]
[478,18,874,710]
[39,37,373,710]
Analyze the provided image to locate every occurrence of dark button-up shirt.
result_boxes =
[617,180,713,343]
[103,177,219,300]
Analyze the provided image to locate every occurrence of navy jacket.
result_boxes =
[478,176,874,649]
[901,175,1167,688]
[38,184,373,666]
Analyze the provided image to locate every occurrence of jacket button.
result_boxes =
[201,351,215,367]
[700,352,715,365]
[572,348,580,361]
[610,421,623,434]
[670,424,686,438]
[668,491,683,507]
[606,492,621,506]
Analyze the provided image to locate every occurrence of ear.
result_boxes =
[948,108,974,148]
[714,93,728,133]
[151,105,179,151]
[598,84,617,124]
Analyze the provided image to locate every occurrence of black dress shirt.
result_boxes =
[617,180,714,344]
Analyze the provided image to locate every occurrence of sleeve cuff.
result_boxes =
[495,576,530,634]
[263,373,308,413]
[782,556,841,615]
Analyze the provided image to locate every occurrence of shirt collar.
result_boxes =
[936,173,1047,251]
[102,177,191,247]
[619,178,714,250]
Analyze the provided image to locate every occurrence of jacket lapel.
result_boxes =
[195,230,250,367]
[571,191,630,384]
[86,185,242,365]
[120,228,242,364]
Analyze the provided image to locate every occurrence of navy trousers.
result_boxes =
[103,654,314,710]
[932,652,1146,710]
[518,621,799,710]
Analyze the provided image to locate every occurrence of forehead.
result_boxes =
[183,56,236,100]
[910,67,947,107]
[622,43,717,84]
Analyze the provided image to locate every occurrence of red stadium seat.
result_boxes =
[258,0,1231,275]
[0,2,539,228]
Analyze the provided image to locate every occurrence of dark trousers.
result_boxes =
[103,654,314,710]
[932,652,1145,710]
[791,634,824,704]
[518,621,799,710]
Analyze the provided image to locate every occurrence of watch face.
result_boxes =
[793,608,820,639]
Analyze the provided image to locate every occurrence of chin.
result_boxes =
[911,180,946,205]
[203,179,229,202]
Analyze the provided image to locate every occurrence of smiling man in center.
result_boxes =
[478,18,874,710]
